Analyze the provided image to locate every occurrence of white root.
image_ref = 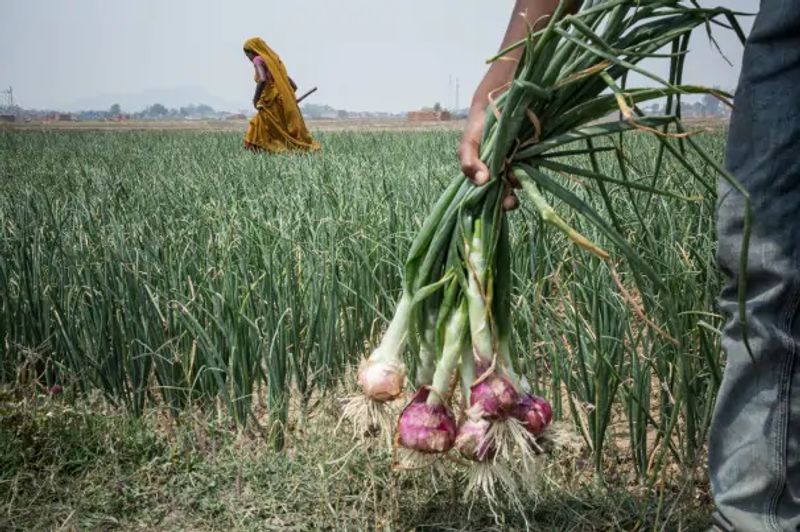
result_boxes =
[392,447,447,474]
[487,416,543,473]
[337,394,399,448]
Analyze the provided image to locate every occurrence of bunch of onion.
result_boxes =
[346,0,751,498]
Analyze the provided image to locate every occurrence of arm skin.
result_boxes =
[252,60,274,108]
[253,81,267,109]
[459,0,572,209]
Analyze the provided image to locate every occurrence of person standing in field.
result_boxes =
[459,1,799,531]
[243,37,320,153]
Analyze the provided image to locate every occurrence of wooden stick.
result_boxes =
[296,87,318,104]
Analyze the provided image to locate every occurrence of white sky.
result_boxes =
[1,0,758,112]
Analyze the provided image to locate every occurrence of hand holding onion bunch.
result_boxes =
[345,0,750,500]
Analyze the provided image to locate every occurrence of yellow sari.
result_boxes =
[243,37,320,153]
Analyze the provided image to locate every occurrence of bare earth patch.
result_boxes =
[0,390,714,531]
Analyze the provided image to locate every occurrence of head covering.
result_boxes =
[242,37,320,153]
[244,37,292,93]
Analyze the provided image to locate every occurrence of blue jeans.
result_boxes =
[710,1,800,530]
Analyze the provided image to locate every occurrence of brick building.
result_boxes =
[407,109,452,122]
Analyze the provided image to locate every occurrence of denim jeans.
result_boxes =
[709,1,800,530]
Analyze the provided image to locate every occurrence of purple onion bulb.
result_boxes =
[455,417,495,462]
[511,392,553,435]
[469,370,518,419]
[397,387,457,453]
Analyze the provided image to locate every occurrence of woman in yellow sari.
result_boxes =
[243,37,320,153]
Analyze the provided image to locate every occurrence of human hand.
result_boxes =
[458,107,519,211]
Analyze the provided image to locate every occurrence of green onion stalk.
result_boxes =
[414,307,438,387]
[353,0,749,480]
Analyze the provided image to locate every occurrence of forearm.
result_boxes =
[459,0,574,191]
[253,82,267,105]
[468,0,565,119]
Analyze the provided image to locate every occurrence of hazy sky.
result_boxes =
[1,0,758,113]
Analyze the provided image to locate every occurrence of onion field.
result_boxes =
[1,127,727,528]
